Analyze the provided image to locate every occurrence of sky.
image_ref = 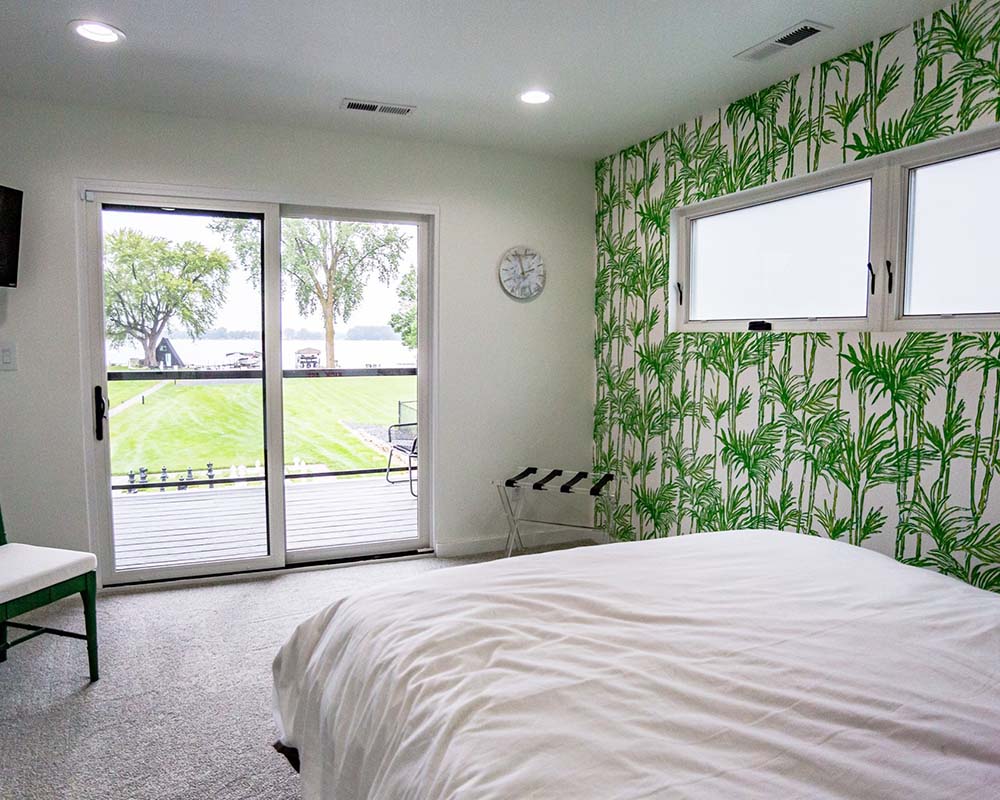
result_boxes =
[101,209,418,333]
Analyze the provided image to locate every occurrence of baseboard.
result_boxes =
[435,526,605,558]
[99,550,435,593]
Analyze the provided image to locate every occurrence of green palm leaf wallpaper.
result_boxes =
[594,0,1000,591]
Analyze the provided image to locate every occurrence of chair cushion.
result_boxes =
[0,544,98,604]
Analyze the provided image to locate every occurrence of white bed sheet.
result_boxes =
[273,531,1000,799]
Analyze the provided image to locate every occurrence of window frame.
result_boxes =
[670,125,1000,333]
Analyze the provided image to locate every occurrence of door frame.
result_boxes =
[76,179,439,586]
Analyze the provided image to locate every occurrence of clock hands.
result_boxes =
[500,248,543,299]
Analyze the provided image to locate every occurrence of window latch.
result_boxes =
[867,262,876,295]
[885,259,893,294]
[675,282,684,306]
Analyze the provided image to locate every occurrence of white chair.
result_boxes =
[0,508,99,682]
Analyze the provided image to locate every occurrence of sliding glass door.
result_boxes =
[85,192,430,583]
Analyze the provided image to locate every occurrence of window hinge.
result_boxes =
[885,259,893,294]
[82,190,96,203]
[675,282,684,306]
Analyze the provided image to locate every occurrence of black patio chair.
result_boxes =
[385,423,417,497]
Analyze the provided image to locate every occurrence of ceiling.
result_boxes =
[0,1,948,160]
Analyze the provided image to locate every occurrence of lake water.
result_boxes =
[107,338,416,369]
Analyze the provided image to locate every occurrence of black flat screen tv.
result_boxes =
[0,185,23,287]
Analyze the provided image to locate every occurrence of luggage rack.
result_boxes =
[494,467,616,557]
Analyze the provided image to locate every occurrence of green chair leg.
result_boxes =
[81,571,98,682]
[0,620,7,663]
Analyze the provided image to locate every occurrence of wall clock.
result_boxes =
[498,246,545,301]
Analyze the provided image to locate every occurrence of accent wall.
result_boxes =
[594,1,1000,591]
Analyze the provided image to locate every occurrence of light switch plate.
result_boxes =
[0,341,16,371]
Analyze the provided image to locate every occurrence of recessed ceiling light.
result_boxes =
[69,20,126,44]
[520,89,552,105]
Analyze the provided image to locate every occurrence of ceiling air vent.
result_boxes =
[340,98,415,116]
[735,20,831,62]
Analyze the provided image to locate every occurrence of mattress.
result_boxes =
[272,530,1000,799]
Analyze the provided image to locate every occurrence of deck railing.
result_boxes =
[108,367,417,381]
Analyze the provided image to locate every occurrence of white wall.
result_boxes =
[0,99,595,564]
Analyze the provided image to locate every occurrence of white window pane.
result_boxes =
[906,148,1000,317]
[689,180,871,321]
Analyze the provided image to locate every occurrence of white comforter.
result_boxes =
[273,531,1000,799]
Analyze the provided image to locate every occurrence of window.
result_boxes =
[671,126,1000,332]
[689,181,871,323]
[905,147,1000,318]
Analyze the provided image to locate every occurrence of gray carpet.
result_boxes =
[0,554,490,800]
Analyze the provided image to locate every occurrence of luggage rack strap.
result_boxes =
[589,472,614,497]
[504,467,538,488]
[502,467,615,495]
[560,471,589,493]
[532,469,563,490]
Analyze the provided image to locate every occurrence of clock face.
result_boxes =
[498,247,545,301]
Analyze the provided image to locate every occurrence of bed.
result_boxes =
[272,530,1000,799]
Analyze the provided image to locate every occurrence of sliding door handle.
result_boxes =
[94,385,108,441]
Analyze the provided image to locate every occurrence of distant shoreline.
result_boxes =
[108,336,415,370]
[189,325,402,342]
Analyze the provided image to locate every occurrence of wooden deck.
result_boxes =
[111,475,417,571]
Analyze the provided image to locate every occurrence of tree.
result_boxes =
[104,229,232,367]
[389,267,417,349]
[212,218,409,367]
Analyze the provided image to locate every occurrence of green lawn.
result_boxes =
[109,376,416,476]
[108,380,161,408]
